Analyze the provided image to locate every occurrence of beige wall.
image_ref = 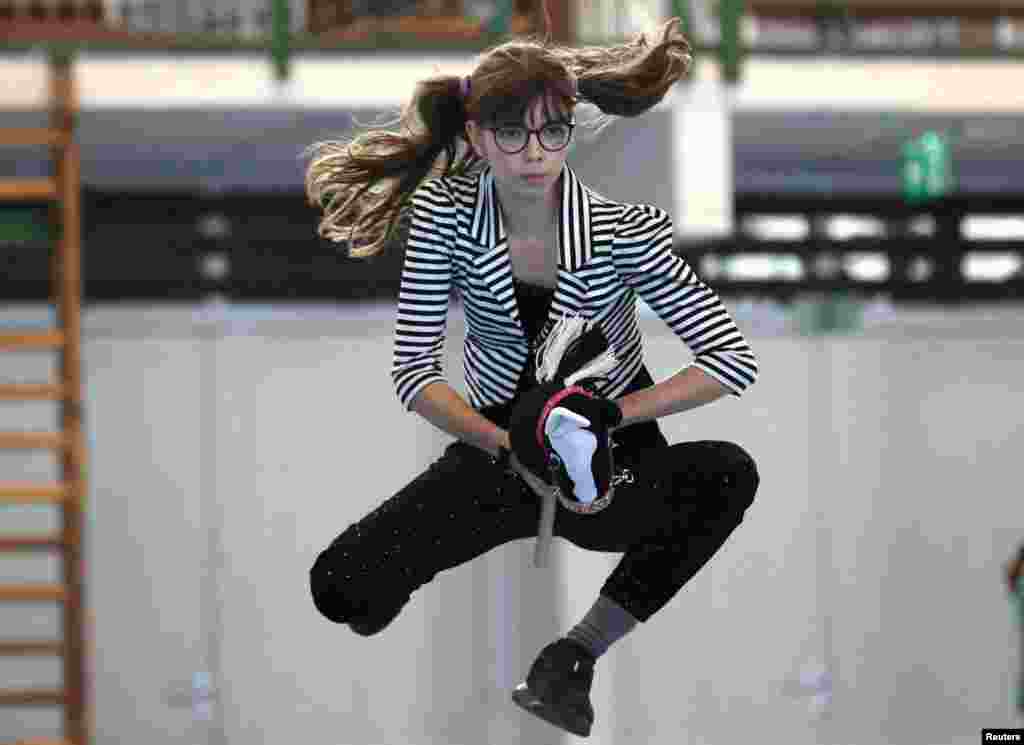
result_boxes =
[2,302,1023,744]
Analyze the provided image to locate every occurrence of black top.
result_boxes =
[513,277,555,343]
[478,278,666,452]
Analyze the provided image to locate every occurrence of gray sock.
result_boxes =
[566,594,639,659]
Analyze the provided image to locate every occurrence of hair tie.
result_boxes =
[460,75,471,100]
[570,75,579,98]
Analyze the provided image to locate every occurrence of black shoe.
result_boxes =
[512,638,596,737]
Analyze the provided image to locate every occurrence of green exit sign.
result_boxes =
[0,207,52,245]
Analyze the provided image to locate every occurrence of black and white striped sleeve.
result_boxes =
[611,205,759,395]
[391,179,456,411]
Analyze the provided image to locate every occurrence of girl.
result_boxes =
[306,15,760,738]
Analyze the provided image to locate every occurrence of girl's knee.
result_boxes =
[713,441,759,511]
[309,534,380,623]
[309,546,411,635]
[667,440,758,512]
[310,547,358,625]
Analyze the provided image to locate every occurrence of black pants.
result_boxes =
[310,429,760,636]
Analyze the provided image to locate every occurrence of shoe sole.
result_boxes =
[511,682,592,738]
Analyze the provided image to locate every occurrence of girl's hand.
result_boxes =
[495,429,552,499]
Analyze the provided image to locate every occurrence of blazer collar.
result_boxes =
[469,163,594,273]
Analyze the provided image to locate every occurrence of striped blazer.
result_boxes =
[391,163,758,413]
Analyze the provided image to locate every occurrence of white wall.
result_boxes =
[6,53,1024,113]
[2,302,1023,745]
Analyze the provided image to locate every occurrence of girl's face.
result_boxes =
[466,93,574,203]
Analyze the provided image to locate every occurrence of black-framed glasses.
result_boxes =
[485,120,575,155]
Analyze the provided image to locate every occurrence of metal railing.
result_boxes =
[1,0,1023,83]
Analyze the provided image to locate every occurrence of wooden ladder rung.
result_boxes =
[0,482,67,505]
[0,639,64,656]
[0,178,58,203]
[0,533,64,551]
[3,739,74,745]
[0,332,66,351]
[0,584,66,603]
[0,128,69,147]
[0,688,66,706]
[0,383,64,401]
[0,432,66,450]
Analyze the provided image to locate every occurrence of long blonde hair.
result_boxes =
[304,16,692,259]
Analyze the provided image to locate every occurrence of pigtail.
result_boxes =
[568,17,693,119]
[303,75,478,259]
